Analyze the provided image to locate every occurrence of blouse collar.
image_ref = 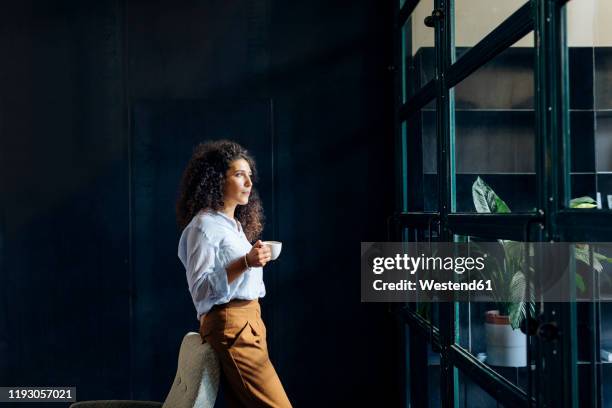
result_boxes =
[214,210,242,233]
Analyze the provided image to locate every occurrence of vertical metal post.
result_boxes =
[394,4,410,407]
[435,0,456,405]
[535,0,576,406]
[394,1,408,214]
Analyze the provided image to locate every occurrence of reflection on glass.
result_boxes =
[566,0,612,208]
[451,32,535,212]
[401,0,435,102]
[454,1,532,58]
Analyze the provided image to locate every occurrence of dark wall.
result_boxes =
[0,0,129,401]
[0,0,397,406]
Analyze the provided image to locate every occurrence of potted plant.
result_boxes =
[472,177,612,366]
[472,178,529,365]
[470,177,531,366]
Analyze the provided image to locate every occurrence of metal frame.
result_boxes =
[447,213,543,241]
[534,1,576,405]
[392,0,612,406]
[446,3,533,88]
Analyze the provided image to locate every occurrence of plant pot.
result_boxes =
[484,310,527,367]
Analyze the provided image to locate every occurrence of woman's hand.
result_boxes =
[246,240,272,267]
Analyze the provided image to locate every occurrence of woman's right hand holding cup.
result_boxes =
[246,240,272,267]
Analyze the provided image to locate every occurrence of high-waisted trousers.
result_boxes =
[199,299,292,408]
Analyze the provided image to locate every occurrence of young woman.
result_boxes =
[176,140,291,407]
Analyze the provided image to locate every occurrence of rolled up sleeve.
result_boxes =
[182,226,231,311]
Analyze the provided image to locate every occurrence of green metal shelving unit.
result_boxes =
[392,0,612,406]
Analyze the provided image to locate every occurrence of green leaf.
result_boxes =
[494,196,511,213]
[574,245,604,272]
[509,271,527,303]
[501,240,524,267]
[576,273,586,293]
[508,299,535,330]
[574,203,597,208]
[472,177,511,214]
[594,252,612,265]
[570,196,597,208]
[507,302,521,329]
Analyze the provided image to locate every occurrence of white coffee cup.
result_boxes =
[263,241,282,260]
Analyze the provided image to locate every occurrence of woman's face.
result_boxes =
[223,158,253,207]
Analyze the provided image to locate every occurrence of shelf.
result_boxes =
[577,360,612,365]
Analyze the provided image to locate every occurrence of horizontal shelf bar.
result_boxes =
[556,210,612,241]
[447,2,533,88]
[450,108,535,112]
[449,344,531,407]
[447,213,543,241]
[398,80,436,121]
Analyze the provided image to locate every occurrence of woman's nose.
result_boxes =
[245,176,252,187]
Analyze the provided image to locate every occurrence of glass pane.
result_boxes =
[457,302,530,391]
[574,243,612,407]
[404,102,438,212]
[454,235,534,394]
[452,33,535,213]
[458,370,508,407]
[566,0,612,208]
[406,324,442,407]
[602,300,612,405]
[428,349,441,407]
[401,0,435,103]
[454,1,532,59]
[404,227,440,326]
[565,0,612,400]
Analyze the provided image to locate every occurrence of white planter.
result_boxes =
[484,310,527,367]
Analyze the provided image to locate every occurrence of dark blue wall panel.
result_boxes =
[1,0,396,407]
[0,1,129,406]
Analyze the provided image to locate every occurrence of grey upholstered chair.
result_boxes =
[70,332,220,408]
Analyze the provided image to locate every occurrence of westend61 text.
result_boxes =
[371,253,486,275]
[373,279,493,291]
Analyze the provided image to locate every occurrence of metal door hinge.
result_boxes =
[424,9,444,28]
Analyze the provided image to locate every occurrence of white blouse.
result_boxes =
[178,210,266,320]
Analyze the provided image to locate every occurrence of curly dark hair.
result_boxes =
[176,140,264,241]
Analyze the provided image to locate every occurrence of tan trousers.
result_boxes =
[199,299,292,408]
